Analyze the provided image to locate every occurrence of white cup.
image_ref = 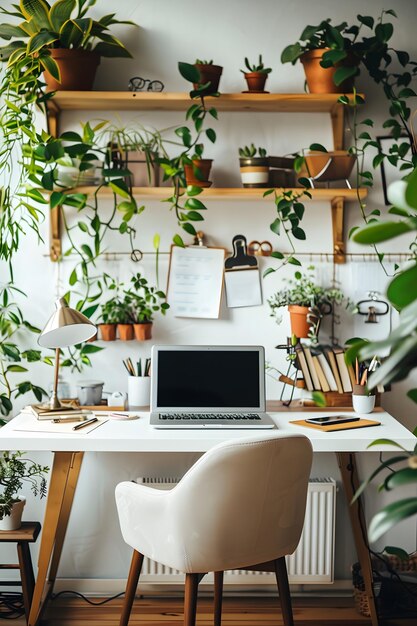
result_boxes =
[352,389,375,414]
[128,377,151,409]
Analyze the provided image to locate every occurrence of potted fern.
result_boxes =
[0,451,49,531]
[0,0,135,91]
[239,144,269,188]
[241,55,272,92]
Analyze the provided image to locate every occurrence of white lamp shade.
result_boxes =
[38,298,97,349]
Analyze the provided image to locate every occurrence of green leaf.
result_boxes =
[186,210,204,221]
[49,0,76,31]
[81,344,103,354]
[281,42,302,64]
[206,128,216,143]
[27,31,57,54]
[292,227,306,240]
[109,179,130,199]
[387,264,417,310]
[357,14,374,29]
[384,468,417,490]
[405,166,417,210]
[271,251,284,259]
[333,65,357,86]
[81,243,93,259]
[369,497,417,542]
[384,546,410,561]
[182,222,196,236]
[173,234,185,247]
[288,257,301,266]
[69,268,77,286]
[20,0,52,30]
[263,267,276,278]
[186,185,203,197]
[7,365,28,373]
[50,191,65,208]
[184,198,206,211]
[270,218,280,236]
[353,220,416,244]
[311,391,326,407]
[178,61,200,83]
[309,143,327,152]
[407,389,417,404]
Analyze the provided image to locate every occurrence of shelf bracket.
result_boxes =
[330,103,344,150]
[331,196,345,264]
[50,204,62,261]
[46,100,60,138]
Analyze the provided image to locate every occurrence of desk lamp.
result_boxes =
[38,297,97,409]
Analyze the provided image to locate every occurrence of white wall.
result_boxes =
[1,0,416,585]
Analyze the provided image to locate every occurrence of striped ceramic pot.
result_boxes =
[239,157,269,188]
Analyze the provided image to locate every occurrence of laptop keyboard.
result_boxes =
[159,413,261,421]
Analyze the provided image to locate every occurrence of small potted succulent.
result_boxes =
[268,267,345,339]
[192,59,223,95]
[184,144,213,188]
[0,0,135,92]
[239,144,269,188]
[281,20,357,94]
[241,55,272,92]
[0,451,49,531]
[125,273,169,341]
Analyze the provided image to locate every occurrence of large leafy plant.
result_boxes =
[125,273,169,324]
[0,0,134,82]
[0,451,49,520]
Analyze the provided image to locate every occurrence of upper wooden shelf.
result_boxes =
[62,186,367,201]
[48,91,356,114]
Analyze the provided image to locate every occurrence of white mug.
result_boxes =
[128,377,151,409]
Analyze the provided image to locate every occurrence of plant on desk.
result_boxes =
[124,273,169,341]
[268,266,345,340]
[0,451,49,531]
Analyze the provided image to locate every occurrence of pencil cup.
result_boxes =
[352,384,375,414]
[128,376,151,409]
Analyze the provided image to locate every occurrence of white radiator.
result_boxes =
[135,476,336,585]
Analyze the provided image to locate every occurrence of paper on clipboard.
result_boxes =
[224,235,262,308]
[167,246,225,318]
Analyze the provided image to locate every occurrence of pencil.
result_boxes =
[355,358,360,385]
[360,369,368,386]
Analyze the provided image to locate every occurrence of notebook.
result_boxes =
[150,345,276,429]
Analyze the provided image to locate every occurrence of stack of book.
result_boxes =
[22,404,94,421]
[294,344,383,406]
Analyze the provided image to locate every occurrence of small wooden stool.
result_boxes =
[0,522,41,622]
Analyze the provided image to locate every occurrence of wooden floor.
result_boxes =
[9,595,417,625]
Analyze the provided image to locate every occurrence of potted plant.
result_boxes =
[268,267,345,339]
[0,0,135,91]
[98,298,119,341]
[125,273,169,341]
[192,59,223,95]
[241,55,272,92]
[239,144,269,188]
[281,20,357,93]
[0,451,49,531]
[184,154,213,188]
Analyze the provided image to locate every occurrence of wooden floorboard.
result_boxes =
[8,595,416,625]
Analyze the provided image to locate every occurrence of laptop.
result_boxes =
[150,345,276,429]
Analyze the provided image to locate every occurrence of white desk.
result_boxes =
[0,409,415,626]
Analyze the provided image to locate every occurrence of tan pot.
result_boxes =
[288,305,311,339]
[193,64,223,95]
[0,497,25,531]
[302,151,356,182]
[184,159,213,187]
[133,323,153,341]
[43,49,100,92]
[117,324,134,341]
[300,49,354,94]
[99,324,116,341]
[244,72,268,92]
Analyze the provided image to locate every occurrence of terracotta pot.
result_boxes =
[43,49,100,92]
[288,305,311,338]
[302,151,356,182]
[193,64,223,95]
[239,157,269,188]
[0,497,25,531]
[184,159,213,187]
[300,49,355,94]
[133,323,153,341]
[99,324,116,341]
[86,331,98,343]
[244,72,268,92]
[117,324,134,341]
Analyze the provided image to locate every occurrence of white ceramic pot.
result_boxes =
[128,377,151,409]
[0,496,26,531]
[76,380,104,406]
[352,393,375,414]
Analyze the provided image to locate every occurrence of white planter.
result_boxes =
[352,394,375,414]
[0,496,26,531]
[128,376,151,409]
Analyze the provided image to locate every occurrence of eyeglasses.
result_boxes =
[128,76,164,92]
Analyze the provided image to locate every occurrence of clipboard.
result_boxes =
[224,235,263,308]
[166,240,225,319]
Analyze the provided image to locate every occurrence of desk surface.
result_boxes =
[0,410,414,453]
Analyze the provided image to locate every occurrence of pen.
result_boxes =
[72,417,98,431]
[53,416,88,424]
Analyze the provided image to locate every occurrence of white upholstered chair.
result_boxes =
[115,433,313,626]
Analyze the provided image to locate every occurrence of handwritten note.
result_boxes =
[167,246,225,318]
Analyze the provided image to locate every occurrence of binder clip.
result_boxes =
[357,292,389,324]
[224,235,262,308]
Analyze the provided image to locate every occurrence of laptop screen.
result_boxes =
[155,348,262,409]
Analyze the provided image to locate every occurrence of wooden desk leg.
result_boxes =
[28,451,83,626]
[337,452,380,626]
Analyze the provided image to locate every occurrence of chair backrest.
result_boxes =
[167,433,313,573]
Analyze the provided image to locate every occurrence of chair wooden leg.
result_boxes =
[274,557,294,626]
[184,573,200,626]
[214,571,224,626]
[119,550,144,626]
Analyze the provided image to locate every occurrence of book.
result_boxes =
[334,349,353,393]
[347,363,356,387]
[24,405,94,421]
[324,348,344,394]
[303,346,321,390]
[295,344,314,392]
[312,355,330,392]
[317,353,338,392]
